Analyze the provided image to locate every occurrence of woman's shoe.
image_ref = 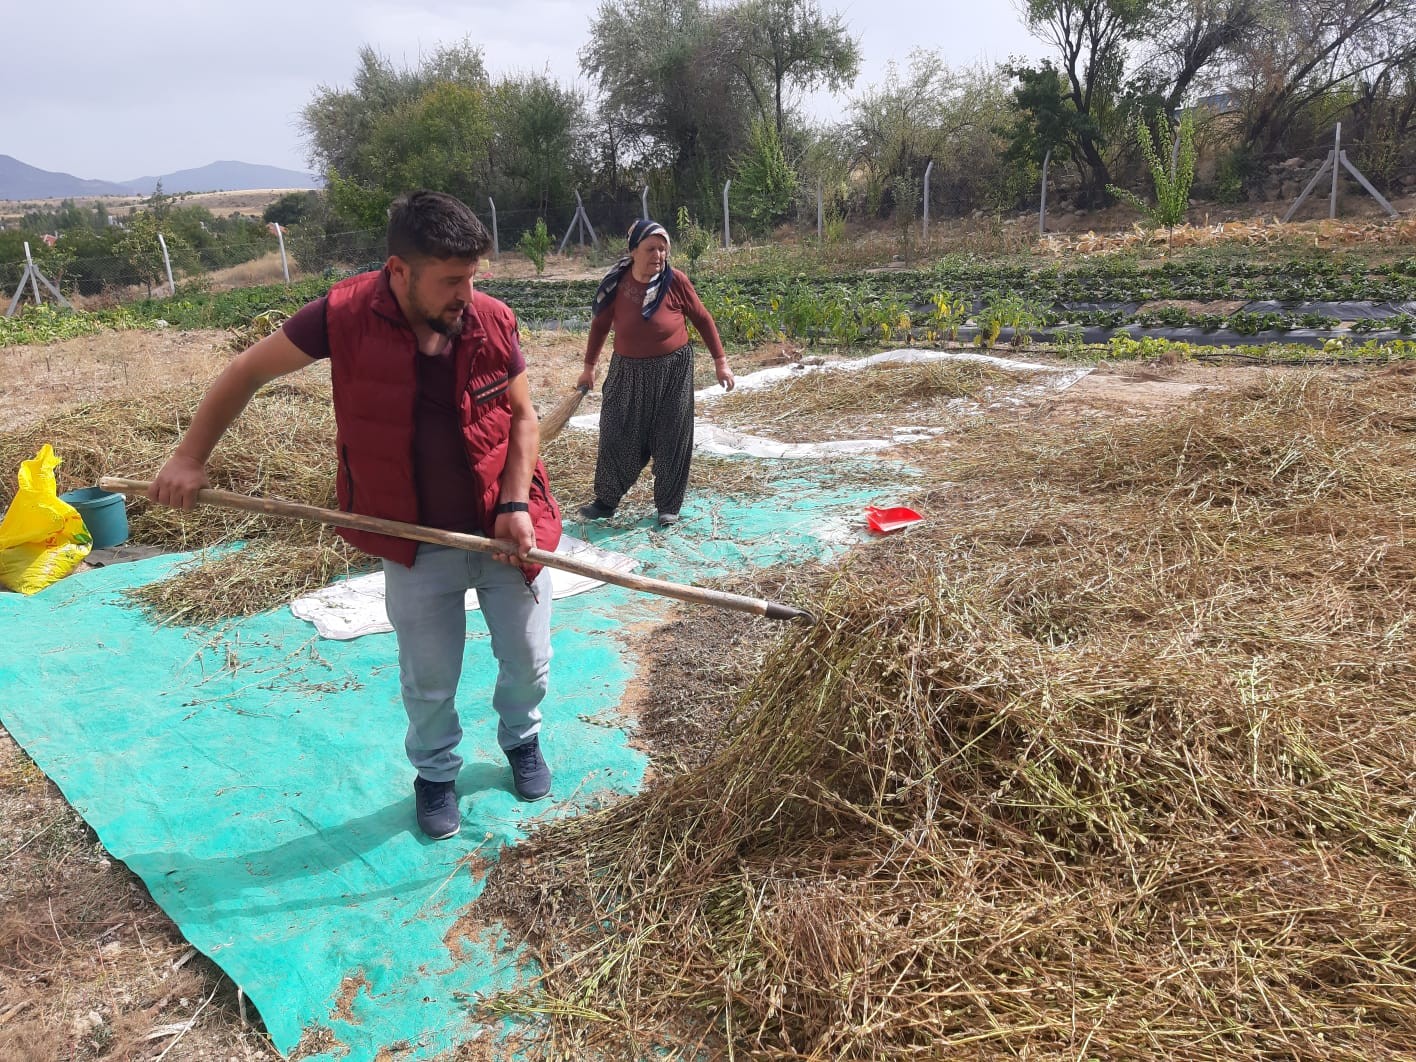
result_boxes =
[577,500,616,521]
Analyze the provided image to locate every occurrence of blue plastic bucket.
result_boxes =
[59,487,129,549]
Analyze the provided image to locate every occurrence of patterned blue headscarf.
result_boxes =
[591,219,673,319]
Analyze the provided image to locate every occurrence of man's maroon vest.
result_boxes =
[323,269,561,573]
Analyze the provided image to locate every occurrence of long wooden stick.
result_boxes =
[99,477,814,623]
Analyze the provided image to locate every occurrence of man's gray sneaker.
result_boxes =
[505,736,551,801]
[413,776,460,839]
[657,511,679,527]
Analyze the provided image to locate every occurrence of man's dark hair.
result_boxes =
[386,190,492,263]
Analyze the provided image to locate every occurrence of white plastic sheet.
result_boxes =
[290,534,639,640]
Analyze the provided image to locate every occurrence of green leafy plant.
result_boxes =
[732,120,798,234]
[892,172,921,264]
[675,206,713,269]
[926,290,967,343]
[1107,110,1196,244]
[977,292,1042,349]
[1050,323,1087,356]
[518,218,552,276]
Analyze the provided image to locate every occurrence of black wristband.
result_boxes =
[495,501,529,515]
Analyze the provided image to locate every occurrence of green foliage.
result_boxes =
[116,213,184,296]
[675,207,713,268]
[1050,323,1088,356]
[1107,110,1196,238]
[891,171,920,262]
[732,120,798,235]
[1107,334,1189,360]
[1213,145,1252,205]
[364,81,494,206]
[977,292,1042,349]
[490,75,584,219]
[0,304,141,346]
[263,191,323,227]
[326,170,392,232]
[518,218,552,275]
[853,55,1013,218]
[926,290,967,342]
[303,41,489,180]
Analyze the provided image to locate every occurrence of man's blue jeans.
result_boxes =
[382,543,552,783]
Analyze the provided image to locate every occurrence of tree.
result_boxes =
[1019,0,1156,203]
[850,54,1012,216]
[116,213,190,297]
[582,0,758,218]
[1107,109,1196,241]
[1230,0,1416,153]
[719,0,860,136]
[262,191,322,227]
[518,218,552,275]
[732,120,798,232]
[1137,0,1260,115]
[303,41,489,179]
[362,81,495,207]
[490,75,586,219]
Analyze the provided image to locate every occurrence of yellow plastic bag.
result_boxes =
[0,444,92,595]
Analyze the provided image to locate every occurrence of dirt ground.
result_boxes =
[0,318,1289,1059]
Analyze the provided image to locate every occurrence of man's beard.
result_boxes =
[425,308,464,336]
[411,292,465,336]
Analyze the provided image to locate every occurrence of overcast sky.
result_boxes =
[3,1,1051,181]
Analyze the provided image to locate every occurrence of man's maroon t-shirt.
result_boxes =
[283,294,526,533]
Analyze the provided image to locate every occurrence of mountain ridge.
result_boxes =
[1,156,321,201]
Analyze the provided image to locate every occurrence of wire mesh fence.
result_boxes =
[2,128,1411,318]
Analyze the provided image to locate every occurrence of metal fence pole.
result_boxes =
[722,179,732,249]
[922,159,934,241]
[641,185,649,220]
[1039,147,1052,238]
[817,179,823,242]
[157,233,175,296]
[1330,123,1341,219]
[273,223,290,284]
[487,198,499,258]
[23,242,42,307]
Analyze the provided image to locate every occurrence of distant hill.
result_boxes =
[122,161,321,196]
[0,155,133,200]
[1,156,321,201]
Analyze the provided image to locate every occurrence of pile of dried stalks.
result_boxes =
[706,360,1029,443]
[481,367,1416,1059]
[0,372,797,622]
[0,375,360,623]
[1041,214,1416,255]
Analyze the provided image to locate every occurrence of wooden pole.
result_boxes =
[99,477,814,624]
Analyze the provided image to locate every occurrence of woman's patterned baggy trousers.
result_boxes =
[592,342,695,516]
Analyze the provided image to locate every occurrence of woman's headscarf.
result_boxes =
[591,219,673,319]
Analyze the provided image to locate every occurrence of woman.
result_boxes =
[576,219,734,527]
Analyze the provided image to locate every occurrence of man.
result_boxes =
[148,190,560,840]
